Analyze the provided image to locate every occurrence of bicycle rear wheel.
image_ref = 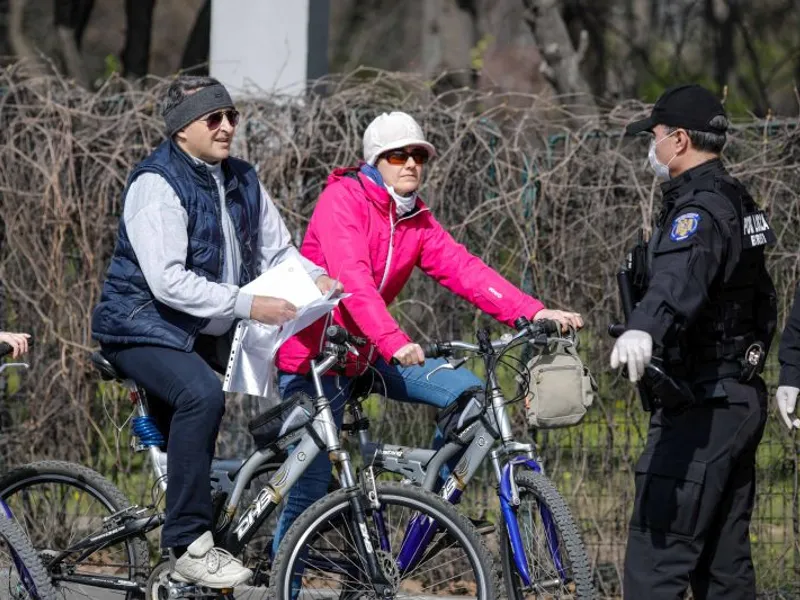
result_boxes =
[269,481,499,599]
[0,515,58,599]
[499,471,594,599]
[0,461,151,599]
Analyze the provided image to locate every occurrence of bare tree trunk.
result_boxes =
[566,0,610,100]
[521,0,598,120]
[121,0,156,79]
[52,0,92,86]
[474,0,551,100]
[181,0,211,75]
[421,0,477,91]
[55,25,89,86]
[8,0,46,73]
[705,0,736,93]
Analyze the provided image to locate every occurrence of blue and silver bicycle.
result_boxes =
[339,317,595,598]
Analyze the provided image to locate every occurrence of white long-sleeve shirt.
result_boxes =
[123,163,324,336]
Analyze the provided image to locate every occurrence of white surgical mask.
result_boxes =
[648,131,678,181]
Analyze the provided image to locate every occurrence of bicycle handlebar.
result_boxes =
[422,318,564,359]
[0,337,33,359]
[325,326,367,348]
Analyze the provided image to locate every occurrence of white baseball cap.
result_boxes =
[363,111,437,165]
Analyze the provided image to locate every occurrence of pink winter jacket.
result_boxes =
[275,167,546,376]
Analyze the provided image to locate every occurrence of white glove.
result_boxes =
[610,329,653,383]
[776,386,800,430]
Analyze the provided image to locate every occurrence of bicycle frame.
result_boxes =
[346,329,568,588]
[22,349,398,594]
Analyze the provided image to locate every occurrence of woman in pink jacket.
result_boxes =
[273,111,583,550]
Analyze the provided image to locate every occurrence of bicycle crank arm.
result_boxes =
[164,578,234,599]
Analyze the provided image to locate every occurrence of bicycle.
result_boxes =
[0,340,59,599]
[337,317,595,599]
[0,330,499,599]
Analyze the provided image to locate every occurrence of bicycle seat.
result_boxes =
[90,351,125,382]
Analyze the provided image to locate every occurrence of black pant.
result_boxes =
[102,335,229,548]
[624,378,767,600]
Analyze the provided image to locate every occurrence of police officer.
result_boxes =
[610,84,777,599]
[777,293,800,430]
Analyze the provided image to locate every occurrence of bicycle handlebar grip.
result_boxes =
[608,323,626,339]
[0,343,12,358]
[516,316,559,336]
[514,316,531,331]
[538,319,560,335]
[421,342,441,358]
[325,325,349,345]
[326,325,367,347]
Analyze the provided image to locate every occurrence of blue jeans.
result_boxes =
[272,357,483,554]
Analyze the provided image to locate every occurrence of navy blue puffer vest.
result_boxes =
[91,139,261,350]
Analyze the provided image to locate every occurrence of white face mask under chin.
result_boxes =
[386,185,417,216]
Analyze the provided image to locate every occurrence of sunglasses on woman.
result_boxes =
[203,109,240,130]
[382,148,429,166]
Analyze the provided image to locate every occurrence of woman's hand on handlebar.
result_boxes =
[0,332,31,358]
[533,309,584,332]
[392,343,426,367]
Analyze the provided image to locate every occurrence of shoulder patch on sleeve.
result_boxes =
[669,212,701,242]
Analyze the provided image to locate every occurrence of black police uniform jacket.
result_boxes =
[627,158,777,395]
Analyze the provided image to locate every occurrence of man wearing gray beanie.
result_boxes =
[92,76,339,588]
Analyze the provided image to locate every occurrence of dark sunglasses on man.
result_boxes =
[203,109,240,130]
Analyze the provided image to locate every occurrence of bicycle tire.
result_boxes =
[499,470,594,599]
[0,460,151,599]
[0,516,59,599]
[268,481,499,599]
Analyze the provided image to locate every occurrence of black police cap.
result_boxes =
[626,84,727,135]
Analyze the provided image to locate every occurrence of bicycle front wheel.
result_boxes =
[0,516,58,599]
[0,460,151,599]
[269,481,498,599]
[499,470,594,599]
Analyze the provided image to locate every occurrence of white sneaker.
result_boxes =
[171,531,252,589]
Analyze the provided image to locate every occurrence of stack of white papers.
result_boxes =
[239,255,323,308]
[223,256,346,399]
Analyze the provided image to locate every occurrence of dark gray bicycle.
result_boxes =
[0,328,498,599]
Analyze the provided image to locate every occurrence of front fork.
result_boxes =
[497,455,566,588]
[334,453,393,593]
[361,464,445,577]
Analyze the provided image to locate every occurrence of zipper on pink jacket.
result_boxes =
[368,204,429,365]
[377,206,428,293]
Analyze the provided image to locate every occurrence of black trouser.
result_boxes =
[102,335,229,548]
[624,377,767,600]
